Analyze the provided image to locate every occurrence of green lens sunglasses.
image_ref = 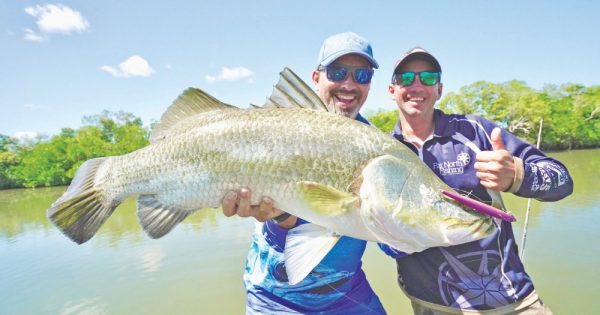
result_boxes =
[392,71,441,86]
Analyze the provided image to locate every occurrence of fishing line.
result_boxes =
[520,118,543,261]
[495,220,518,301]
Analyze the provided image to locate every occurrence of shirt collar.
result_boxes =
[391,109,452,139]
[355,113,371,125]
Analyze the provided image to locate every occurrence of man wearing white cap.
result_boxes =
[222,32,387,314]
[381,47,573,314]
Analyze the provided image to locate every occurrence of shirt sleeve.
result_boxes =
[377,243,407,258]
[485,120,574,202]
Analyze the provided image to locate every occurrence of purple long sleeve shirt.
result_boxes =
[379,109,573,310]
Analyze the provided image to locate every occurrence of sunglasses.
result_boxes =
[392,71,441,86]
[319,65,374,85]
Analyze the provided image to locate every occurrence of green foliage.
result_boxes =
[438,80,550,144]
[438,81,600,150]
[539,84,600,150]
[0,151,20,189]
[3,111,150,189]
[367,110,398,133]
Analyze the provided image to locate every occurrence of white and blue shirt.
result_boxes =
[243,114,386,314]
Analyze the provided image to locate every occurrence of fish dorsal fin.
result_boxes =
[263,68,330,112]
[150,88,236,143]
[137,195,193,238]
[284,223,340,285]
[296,181,359,216]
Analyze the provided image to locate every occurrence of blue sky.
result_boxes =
[2,1,599,138]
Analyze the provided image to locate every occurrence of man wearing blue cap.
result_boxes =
[221,32,387,314]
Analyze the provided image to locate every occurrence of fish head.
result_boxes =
[357,154,496,253]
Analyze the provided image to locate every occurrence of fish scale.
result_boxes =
[47,68,501,285]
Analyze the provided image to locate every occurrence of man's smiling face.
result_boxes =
[389,59,443,119]
[312,54,372,119]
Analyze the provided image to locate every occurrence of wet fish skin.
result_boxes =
[49,106,406,240]
[46,69,497,281]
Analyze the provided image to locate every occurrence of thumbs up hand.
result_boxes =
[474,127,516,191]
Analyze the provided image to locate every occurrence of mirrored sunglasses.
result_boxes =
[319,65,374,85]
[392,71,441,86]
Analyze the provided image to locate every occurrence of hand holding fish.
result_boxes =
[474,127,516,192]
[222,188,297,228]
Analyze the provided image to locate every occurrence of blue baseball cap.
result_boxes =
[317,32,379,69]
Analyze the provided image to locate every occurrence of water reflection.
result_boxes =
[550,149,600,206]
[502,149,600,228]
[0,198,254,314]
[0,187,59,238]
[138,246,166,273]
[59,298,107,315]
[0,186,221,243]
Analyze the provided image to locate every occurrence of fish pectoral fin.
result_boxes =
[137,195,192,239]
[296,181,359,216]
[284,223,341,285]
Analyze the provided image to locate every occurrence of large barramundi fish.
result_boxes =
[47,68,500,284]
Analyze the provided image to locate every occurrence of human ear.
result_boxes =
[312,70,320,85]
[388,84,395,97]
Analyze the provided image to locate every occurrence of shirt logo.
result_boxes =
[437,248,517,308]
[433,152,471,176]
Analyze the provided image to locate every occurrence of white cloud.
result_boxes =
[24,4,89,35]
[13,131,39,140]
[205,66,254,83]
[23,28,46,42]
[100,55,155,78]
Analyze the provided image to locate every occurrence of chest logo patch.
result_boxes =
[433,152,471,176]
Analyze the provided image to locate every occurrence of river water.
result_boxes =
[0,149,597,314]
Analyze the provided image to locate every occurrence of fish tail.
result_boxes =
[46,157,119,244]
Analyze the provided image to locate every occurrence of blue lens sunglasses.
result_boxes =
[319,65,374,85]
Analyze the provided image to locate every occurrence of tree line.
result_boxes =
[1,111,149,189]
[1,81,598,189]
[369,81,600,150]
